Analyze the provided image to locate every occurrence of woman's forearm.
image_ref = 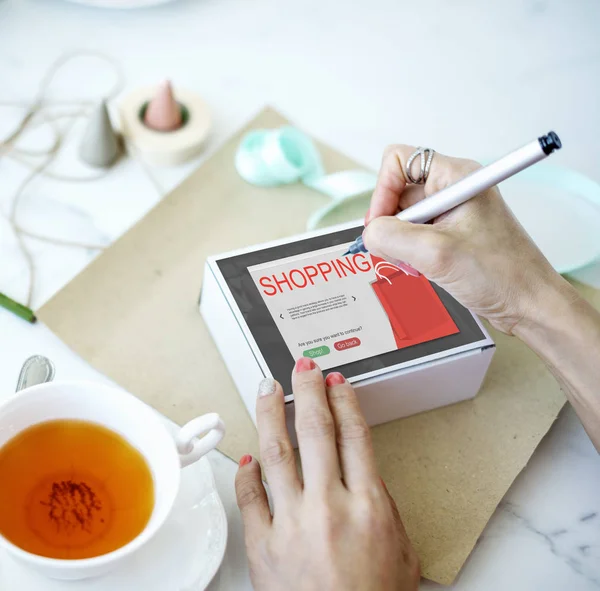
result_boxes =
[514,276,600,451]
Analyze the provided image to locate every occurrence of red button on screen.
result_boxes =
[334,337,361,351]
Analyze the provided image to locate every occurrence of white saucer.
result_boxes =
[500,165,600,275]
[0,421,228,591]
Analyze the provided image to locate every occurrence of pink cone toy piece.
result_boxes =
[143,80,183,132]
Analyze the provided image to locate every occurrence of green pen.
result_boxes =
[0,292,37,323]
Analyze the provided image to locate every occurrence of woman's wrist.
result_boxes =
[513,272,600,367]
[512,271,600,449]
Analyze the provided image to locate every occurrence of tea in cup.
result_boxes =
[0,381,225,580]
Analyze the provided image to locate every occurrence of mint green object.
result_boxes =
[306,190,371,231]
[235,126,377,201]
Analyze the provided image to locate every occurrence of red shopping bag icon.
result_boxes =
[370,259,459,349]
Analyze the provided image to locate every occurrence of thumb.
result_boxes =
[364,217,457,280]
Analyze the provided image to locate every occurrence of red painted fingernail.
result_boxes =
[325,372,345,387]
[295,357,315,372]
[239,454,252,467]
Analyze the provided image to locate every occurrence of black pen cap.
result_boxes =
[538,131,562,155]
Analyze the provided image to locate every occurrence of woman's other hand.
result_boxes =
[235,360,419,591]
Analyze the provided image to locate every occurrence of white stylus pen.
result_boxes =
[343,131,562,256]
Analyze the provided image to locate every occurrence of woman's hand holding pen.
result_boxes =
[363,145,569,336]
[364,144,600,450]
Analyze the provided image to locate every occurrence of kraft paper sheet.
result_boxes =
[39,107,598,585]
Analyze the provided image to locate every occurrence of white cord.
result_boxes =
[0,51,163,307]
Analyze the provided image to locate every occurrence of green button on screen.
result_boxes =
[303,346,331,359]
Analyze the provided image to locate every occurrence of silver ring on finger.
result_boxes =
[406,147,435,184]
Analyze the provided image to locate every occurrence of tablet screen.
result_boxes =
[216,226,485,393]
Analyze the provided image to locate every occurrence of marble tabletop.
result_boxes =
[1,0,599,589]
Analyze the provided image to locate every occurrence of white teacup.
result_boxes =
[0,380,225,580]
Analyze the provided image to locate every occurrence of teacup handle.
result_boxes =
[175,413,225,468]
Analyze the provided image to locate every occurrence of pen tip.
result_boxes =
[342,250,351,256]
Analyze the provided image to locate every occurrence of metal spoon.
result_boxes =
[15,355,55,392]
